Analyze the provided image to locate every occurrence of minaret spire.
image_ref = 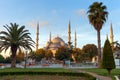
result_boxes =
[68,20,71,49]
[106,34,108,40]
[110,23,114,48]
[36,22,39,51]
[49,32,51,42]
[74,30,77,49]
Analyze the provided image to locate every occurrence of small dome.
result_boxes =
[46,41,51,47]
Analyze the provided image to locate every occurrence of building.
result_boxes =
[43,21,77,56]
[44,35,67,56]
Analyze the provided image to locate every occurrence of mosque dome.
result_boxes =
[45,36,67,53]
[52,37,65,44]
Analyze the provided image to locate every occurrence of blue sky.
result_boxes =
[0,0,120,51]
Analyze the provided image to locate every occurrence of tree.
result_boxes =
[72,48,82,62]
[4,57,11,63]
[16,51,25,62]
[0,23,35,68]
[87,2,108,67]
[36,48,45,61]
[55,46,71,60]
[101,39,115,75]
[0,55,5,63]
[82,44,98,61]
[45,50,53,60]
[28,51,37,60]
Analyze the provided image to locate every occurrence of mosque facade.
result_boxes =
[36,21,120,65]
[43,21,76,56]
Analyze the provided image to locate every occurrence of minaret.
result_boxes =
[110,23,114,48]
[74,31,77,49]
[49,32,51,42]
[106,34,108,39]
[36,22,39,51]
[68,20,71,49]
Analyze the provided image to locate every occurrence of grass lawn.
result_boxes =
[81,68,120,80]
[0,68,95,80]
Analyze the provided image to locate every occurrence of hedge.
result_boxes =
[0,71,96,80]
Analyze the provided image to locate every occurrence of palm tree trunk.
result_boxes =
[97,30,101,68]
[11,54,16,68]
[11,46,17,68]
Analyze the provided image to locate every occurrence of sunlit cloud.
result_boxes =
[27,20,50,28]
[28,21,37,28]
[40,21,50,27]
[75,9,87,18]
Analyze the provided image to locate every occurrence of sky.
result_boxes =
[0,0,120,56]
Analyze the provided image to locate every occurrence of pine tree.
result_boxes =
[101,39,115,75]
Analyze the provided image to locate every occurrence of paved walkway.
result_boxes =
[75,70,112,80]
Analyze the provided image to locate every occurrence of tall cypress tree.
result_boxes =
[101,38,115,75]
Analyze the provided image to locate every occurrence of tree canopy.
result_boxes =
[55,46,71,60]
[82,44,98,61]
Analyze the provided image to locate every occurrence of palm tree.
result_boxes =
[87,2,108,67]
[0,23,35,68]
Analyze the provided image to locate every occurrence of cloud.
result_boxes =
[40,21,49,27]
[28,21,37,28]
[27,20,50,28]
[75,9,86,17]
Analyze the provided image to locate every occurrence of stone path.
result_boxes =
[76,70,112,80]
